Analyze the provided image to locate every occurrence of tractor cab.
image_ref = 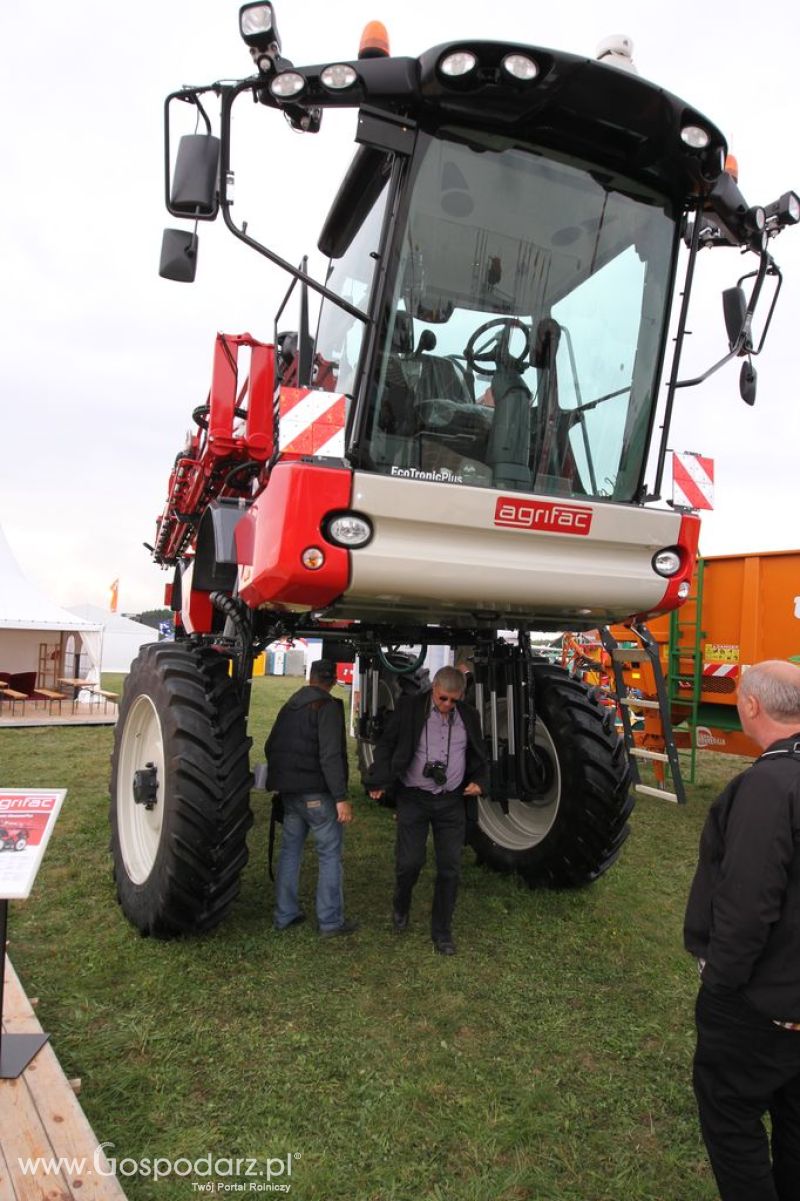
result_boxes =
[315,124,677,507]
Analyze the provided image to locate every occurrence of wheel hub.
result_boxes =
[133,763,159,810]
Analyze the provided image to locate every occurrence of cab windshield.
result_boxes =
[360,130,677,501]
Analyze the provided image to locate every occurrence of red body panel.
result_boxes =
[236,462,352,610]
[181,561,215,635]
[154,333,275,564]
[638,512,701,618]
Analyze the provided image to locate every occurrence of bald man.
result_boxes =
[684,659,800,1201]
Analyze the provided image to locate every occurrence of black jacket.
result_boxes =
[265,685,348,801]
[684,734,800,1021]
[368,691,489,795]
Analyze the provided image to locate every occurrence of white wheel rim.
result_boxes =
[116,694,166,884]
[477,717,561,852]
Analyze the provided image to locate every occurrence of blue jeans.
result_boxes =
[273,793,344,932]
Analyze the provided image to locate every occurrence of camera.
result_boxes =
[423,760,448,787]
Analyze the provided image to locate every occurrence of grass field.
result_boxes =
[1,674,738,1201]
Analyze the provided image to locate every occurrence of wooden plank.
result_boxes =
[0,1142,20,1201]
[0,1076,72,1201]
[1,961,126,1201]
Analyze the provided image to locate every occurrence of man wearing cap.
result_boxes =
[266,659,357,936]
[684,659,800,1201]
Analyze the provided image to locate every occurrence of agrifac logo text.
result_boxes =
[493,497,593,535]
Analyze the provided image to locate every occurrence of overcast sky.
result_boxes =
[1,1,798,615]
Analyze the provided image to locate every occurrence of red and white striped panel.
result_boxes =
[702,663,738,679]
[672,452,714,510]
[279,387,346,457]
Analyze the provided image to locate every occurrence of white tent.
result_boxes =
[0,526,102,685]
[68,605,155,674]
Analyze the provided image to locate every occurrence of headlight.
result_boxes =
[320,63,358,90]
[653,548,682,577]
[680,124,711,150]
[677,581,691,600]
[270,72,305,99]
[502,53,539,81]
[239,3,276,48]
[439,51,477,78]
[326,514,373,548]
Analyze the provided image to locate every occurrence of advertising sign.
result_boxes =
[0,789,66,900]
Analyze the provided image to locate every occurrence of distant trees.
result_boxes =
[130,608,172,631]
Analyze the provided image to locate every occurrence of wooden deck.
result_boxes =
[0,701,117,730]
[0,958,126,1201]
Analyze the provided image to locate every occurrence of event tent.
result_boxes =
[0,526,102,684]
[69,605,154,674]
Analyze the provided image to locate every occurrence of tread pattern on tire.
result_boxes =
[109,641,253,937]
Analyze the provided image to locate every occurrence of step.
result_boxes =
[611,649,653,664]
[629,747,669,763]
[619,697,660,709]
[634,784,679,803]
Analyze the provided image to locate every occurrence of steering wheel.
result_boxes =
[464,318,531,378]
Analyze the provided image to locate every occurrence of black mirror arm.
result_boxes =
[737,260,783,356]
[216,83,370,325]
[673,244,776,390]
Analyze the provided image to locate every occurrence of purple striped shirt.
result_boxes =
[402,704,468,793]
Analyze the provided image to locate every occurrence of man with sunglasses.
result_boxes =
[368,665,488,955]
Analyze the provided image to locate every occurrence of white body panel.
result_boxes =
[342,473,682,626]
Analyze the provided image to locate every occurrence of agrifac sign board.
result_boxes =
[0,790,66,900]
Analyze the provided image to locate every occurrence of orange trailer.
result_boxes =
[646,549,800,762]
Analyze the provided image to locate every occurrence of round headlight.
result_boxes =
[326,515,372,548]
[301,547,325,570]
[653,549,682,577]
[502,53,539,81]
[439,51,477,78]
[681,125,711,150]
[270,71,305,98]
[320,63,358,90]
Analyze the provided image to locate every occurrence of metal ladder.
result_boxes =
[601,622,687,805]
[667,558,706,783]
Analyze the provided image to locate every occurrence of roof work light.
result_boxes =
[239,4,279,50]
[765,190,800,229]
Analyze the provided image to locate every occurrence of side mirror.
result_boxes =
[168,134,220,219]
[722,286,748,350]
[740,360,757,406]
[159,229,198,283]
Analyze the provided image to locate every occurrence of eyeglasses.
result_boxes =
[434,694,460,705]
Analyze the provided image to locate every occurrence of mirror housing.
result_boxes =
[740,360,757,406]
[722,285,748,350]
[168,134,220,219]
[159,229,199,282]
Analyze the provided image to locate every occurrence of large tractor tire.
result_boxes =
[469,664,632,887]
[109,641,253,937]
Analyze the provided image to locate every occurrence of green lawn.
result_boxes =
[1,675,738,1201]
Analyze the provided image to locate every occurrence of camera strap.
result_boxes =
[424,704,454,767]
